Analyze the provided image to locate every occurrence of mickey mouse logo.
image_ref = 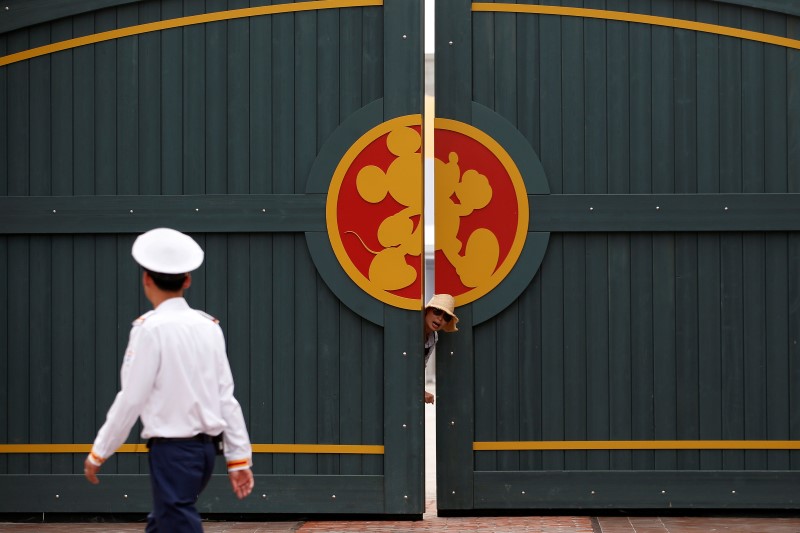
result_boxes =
[326,115,424,310]
[434,118,529,306]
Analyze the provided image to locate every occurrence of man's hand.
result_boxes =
[84,456,101,484]
[229,468,254,499]
[425,391,435,404]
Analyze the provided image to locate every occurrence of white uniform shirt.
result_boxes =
[91,297,252,471]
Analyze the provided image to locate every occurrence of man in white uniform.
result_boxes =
[84,227,254,532]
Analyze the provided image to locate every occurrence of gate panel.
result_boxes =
[0,0,424,516]
[435,0,800,511]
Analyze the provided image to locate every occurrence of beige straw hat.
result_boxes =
[425,294,459,332]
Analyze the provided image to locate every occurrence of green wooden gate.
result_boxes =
[0,0,426,516]
[434,0,800,511]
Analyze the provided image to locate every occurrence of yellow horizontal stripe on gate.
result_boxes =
[474,440,800,451]
[0,0,383,68]
[0,443,384,454]
[252,444,384,454]
[472,3,800,51]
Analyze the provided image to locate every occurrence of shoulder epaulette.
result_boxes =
[132,310,156,326]
[196,310,220,324]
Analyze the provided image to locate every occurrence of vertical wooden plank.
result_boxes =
[436,306,474,509]
[584,14,606,196]
[788,10,800,471]
[741,7,769,471]
[764,9,790,471]
[183,0,205,195]
[384,303,423,514]
[29,25,51,199]
[117,4,138,196]
[27,24,52,476]
[516,10,539,154]
[519,273,543,471]
[362,4,382,105]
[0,237,7,473]
[161,0,183,195]
[205,0,227,196]
[270,4,296,475]
[272,238,295,475]
[584,10,609,471]
[72,81,96,474]
[497,304,521,471]
[540,237,564,470]
[608,234,631,470]
[51,18,73,199]
[606,0,629,195]
[719,4,745,471]
[29,235,52,475]
[117,234,142,474]
[675,233,700,470]
[673,1,700,471]
[384,0,422,119]
[652,234,676,470]
[721,234,745,470]
[226,234,251,442]
[696,2,723,471]
[249,1,271,195]
[317,6,340,145]
[764,12,787,196]
[766,234,790,470]
[51,235,74,474]
[697,4,720,194]
[539,6,562,194]
[94,236,118,473]
[95,9,116,195]
[436,0,470,122]
[8,237,30,474]
[743,233,767,470]
[249,234,273,473]
[472,10,493,108]
[537,4,564,470]
[340,4,362,117]
[561,4,583,196]
[630,234,655,470]
[362,318,383,475]
[586,235,609,470]
[698,234,722,470]
[0,30,5,475]
[338,288,362,475]
[474,321,497,472]
[139,1,161,195]
[227,0,249,195]
[74,15,95,196]
[494,11,515,125]
[607,0,631,472]
[296,237,320,475]
[6,27,30,475]
[563,234,586,470]
[629,1,652,195]
[383,0,423,512]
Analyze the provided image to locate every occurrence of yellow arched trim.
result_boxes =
[434,118,529,307]
[326,114,424,311]
[0,0,383,68]
[473,3,800,51]
[0,443,384,455]
[474,440,800,451]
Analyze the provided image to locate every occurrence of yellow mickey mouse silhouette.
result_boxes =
[434,152,498,288]
[351,126,423,291]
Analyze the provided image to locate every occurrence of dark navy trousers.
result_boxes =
[145,439,216,532]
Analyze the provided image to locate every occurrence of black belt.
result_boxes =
[147,433,224,455]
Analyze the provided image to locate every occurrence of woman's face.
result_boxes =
[424,307,452,334]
